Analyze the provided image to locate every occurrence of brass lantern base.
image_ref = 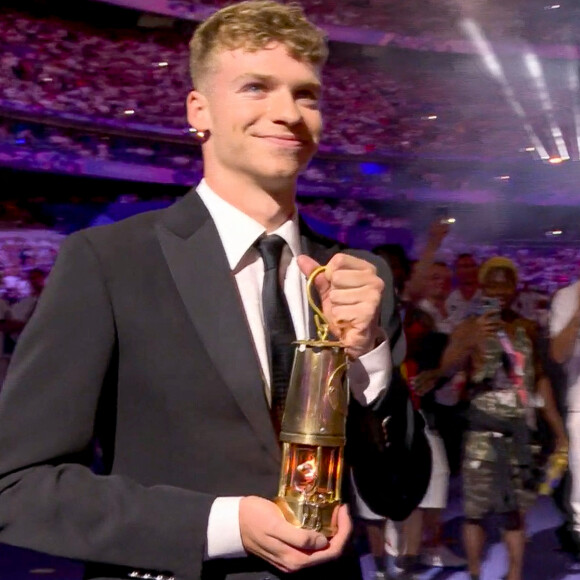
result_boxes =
[273,495,340,538]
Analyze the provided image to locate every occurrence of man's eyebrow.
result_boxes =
[297,81,322,95]
[232,73,274,84]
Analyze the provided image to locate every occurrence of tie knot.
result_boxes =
[256,234,286,271]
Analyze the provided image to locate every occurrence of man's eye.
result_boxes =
[243,83,265,93]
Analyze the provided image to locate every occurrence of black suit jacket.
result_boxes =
[0,191,413,580]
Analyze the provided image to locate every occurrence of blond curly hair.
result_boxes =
[189,1,328,88]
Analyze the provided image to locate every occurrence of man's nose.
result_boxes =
[269,89,302,125]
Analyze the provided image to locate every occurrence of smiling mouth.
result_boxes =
[259,135,308,147]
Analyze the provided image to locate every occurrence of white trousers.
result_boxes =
[419,427,450,509]
[385,426,450,557]
[568,412,580,532]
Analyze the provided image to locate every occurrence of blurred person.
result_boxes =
[549,279,580,557]
[417,261,453,333]
[0,3,428,580]
[446,253,481,327]
[408,228,470,474]
[404,220,449,304]
[360,243,417,580]
[5,268,48,352]
[440,257,566,580]
[421,261,469,475]
[391,265,466,578]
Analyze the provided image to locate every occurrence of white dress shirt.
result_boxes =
[196,180,392,558]
[418,298,452,335]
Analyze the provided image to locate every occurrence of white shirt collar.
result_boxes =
[196,179,301,271]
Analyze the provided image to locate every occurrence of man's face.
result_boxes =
[427,264,452,301]
[187,43,322,190]
[482,267,517,310]
[455,256,478,286]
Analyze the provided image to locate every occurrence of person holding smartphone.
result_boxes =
[438,257,566,580]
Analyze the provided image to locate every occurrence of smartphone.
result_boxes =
[480,296,501,319]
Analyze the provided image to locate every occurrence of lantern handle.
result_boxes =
[306,265,330,342]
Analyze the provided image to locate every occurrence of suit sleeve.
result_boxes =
[0,232,214,580]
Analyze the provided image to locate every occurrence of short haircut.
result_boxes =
[189,1,328,88]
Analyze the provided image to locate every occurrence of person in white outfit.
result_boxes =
[550,280,580,555]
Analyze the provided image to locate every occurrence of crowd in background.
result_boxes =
[0,212,573,325]
[7,117,580,211]
[0,118,502,196]
[0,118,204,177]
[354,221,573,579]
[1,8,576,162]
[167,0,576,46]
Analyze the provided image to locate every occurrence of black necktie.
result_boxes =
[255,234,297,432]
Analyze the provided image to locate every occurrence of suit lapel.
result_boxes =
[155,192,280,462]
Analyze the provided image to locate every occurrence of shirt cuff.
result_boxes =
[205,496,246,560]
[347,332,391,406]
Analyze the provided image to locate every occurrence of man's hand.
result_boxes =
[239,496,352,573]
[297,253,384,359]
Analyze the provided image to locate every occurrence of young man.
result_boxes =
[0,3,418,580]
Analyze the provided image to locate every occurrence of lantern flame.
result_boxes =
[293,457,318,492]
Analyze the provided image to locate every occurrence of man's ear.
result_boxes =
[186,90,210,133]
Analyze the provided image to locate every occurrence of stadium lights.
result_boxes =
[568,60,580,161]
[157,61,169,67]
[524,52,570,160]
[549,156,564,164]
[460,18,550,161]
[123,109,136,115]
